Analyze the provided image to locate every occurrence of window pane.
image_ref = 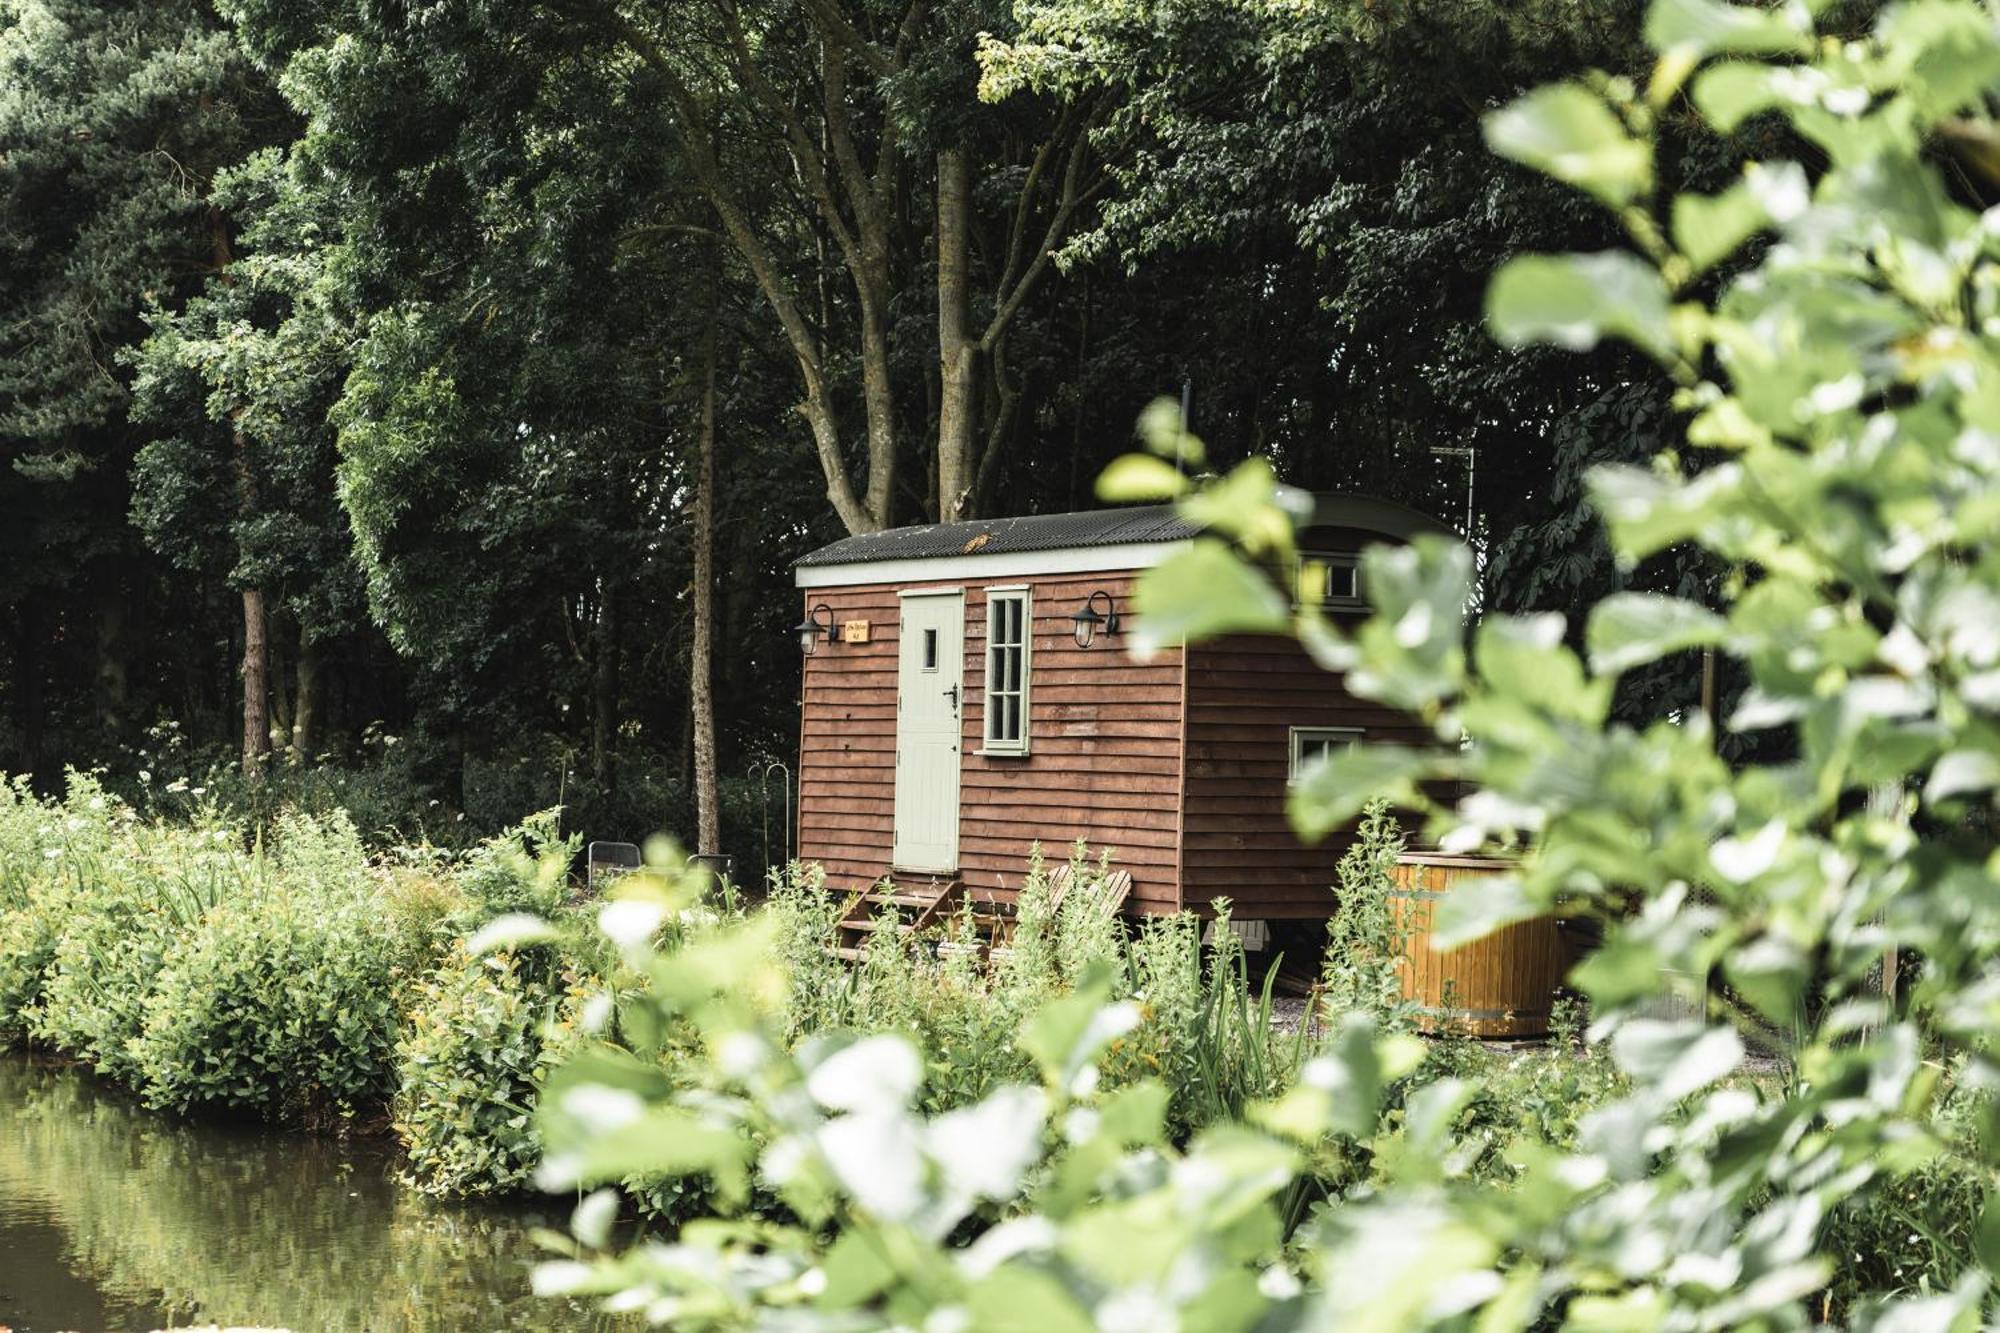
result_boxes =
[923,627,938,671]
[983,593,1030,748]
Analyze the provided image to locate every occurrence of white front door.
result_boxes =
[894,590,964,872]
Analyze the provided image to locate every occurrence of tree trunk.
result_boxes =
[240,587,269,778]
[291,624,319,762]
[592,585,618,803]
[692,305,722,856]
[936,147,976,523]
[855,253,899,527]
[209,202,270,781]
[94,596,129,742]
[13,596,45,789]
[269,615,294,761]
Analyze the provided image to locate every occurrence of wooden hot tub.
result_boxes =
[1389,852,1567,1039]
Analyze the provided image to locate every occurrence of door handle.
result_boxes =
[944,684,960,711]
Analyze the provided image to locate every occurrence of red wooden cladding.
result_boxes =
[797,558,1418,920]
[797,570,1185,912]
[1179,631,1429,918]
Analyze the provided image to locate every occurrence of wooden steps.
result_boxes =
[827,865,1136,966]
[833,877,961,958]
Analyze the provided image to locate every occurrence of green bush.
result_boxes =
[394,948,591,1195]
[1320,800,1409,1024]
[453,807,576,919]
[28,789,246,1082]
[765,860,852,1039]
[130,873,409,1122]
[0,898,58,1039]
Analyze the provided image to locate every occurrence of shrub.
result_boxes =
[394,948,591,1195]
[130,866,408,1123]
[29,794,245,1082]
[1119,909,1206,1126]
[1051,843,1123,981]
[0,897,58,1038]
[764,860,852,1039]
[454,807,576,919]
[992,844,1060,995]
[1319,800,1409,1025]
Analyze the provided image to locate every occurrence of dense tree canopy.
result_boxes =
[0,0,1748,854]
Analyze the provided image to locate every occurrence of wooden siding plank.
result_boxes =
[1178,632,1425,918]
[796,570,1183,913]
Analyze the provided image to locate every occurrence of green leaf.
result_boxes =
[1096,1080,1170,1145]
[1585,593,1726,675]
[1287,743,1431,842]
[570,1188,618,1250]
[1176,457,1294,556]
[1020,975,1138,1095]
[1483,84,1652,206]
[1673,181,1767,273]
[1130,541,1289,656]
[1433,875,1544,950]
[1722,936,1809,1025]
[463,912,560,955]
[1611,1021,1744,1100]
[1974,1193,2000,1277]
[1095,452,1189,502]
[1691,61,1785,133]
[1926,748,2000,804]
[818,1228,897,1307]
[1474,614,1606,724]
[1488,252,1674,363]
[1137,396,1206,466]
[1646,0,1810,61]
[965,1265,1096,1333]
[804,1033,924,1113]
[1258,1014,1388,1140]
[1348,537,1473,710]
[1587,462,1737,562]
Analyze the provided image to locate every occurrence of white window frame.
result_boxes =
[981,585,1032,756]
[1299,551,1365,612]
[1288,726,1363,784]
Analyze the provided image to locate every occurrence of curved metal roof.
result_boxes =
[795,504,1200,568]
[793,493,1451,569]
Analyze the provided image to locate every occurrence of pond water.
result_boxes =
[0,1054,630,1332]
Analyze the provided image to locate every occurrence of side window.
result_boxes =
[1289,726,1363,784]
[983,588,1031,754]
[1299,552,1365,611]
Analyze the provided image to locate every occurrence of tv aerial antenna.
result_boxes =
[1428,443,1477,539]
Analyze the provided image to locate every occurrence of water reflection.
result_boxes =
[0,1055,629,1332]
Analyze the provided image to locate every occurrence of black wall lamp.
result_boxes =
[1069,590,1120,649]
[793,603,836,656]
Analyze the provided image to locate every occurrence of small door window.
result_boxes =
[921,627,939,672]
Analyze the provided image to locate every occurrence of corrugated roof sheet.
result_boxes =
[795,505,1201,568]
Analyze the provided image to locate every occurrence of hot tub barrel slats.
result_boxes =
[1389,853,1566,1039]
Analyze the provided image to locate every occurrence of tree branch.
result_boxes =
[599,1,875,532]
[794,0,893,77]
